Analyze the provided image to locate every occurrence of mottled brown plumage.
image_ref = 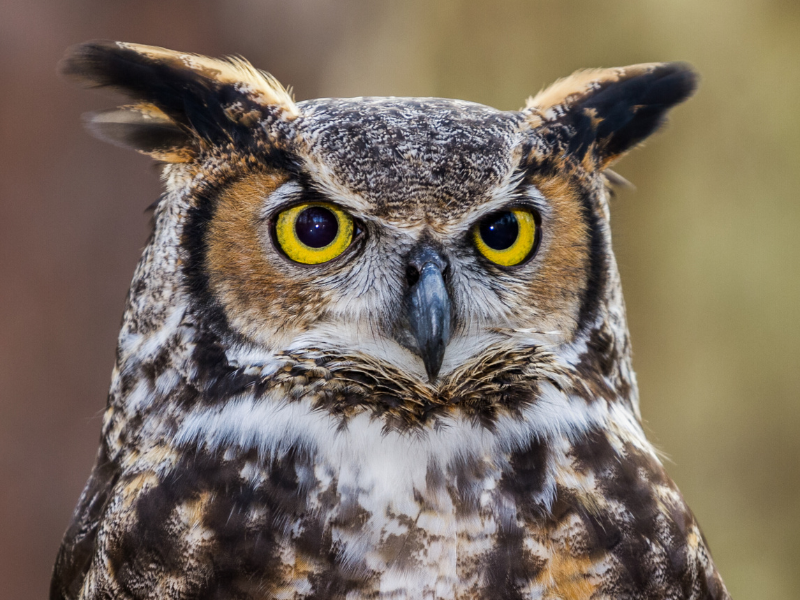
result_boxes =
[52,41,728,600]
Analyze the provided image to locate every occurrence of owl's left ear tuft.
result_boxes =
[524,62,698,170]
[61,40,299,162]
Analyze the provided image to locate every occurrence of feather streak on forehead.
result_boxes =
[295,98,527,216]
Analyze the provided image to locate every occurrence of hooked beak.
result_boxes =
[405,247,452,382]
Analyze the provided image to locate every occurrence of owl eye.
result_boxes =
[473,208,539,267]
[274,203,355,264]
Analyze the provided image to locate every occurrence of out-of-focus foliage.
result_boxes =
[1,1,797,598]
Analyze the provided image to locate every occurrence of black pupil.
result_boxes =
[480,211,519,250]
[295,206,338,248]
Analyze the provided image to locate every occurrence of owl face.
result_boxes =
[201,98,598,381]
[64,42,696,391]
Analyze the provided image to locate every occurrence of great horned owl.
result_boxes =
[52,41,729,600]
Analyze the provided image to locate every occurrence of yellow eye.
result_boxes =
[274,203,355,264]
[473,208,539,267]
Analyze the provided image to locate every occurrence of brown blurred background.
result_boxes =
[1,0,798,598]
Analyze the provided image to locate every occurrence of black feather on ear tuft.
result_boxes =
[61,40,298,161]
[584,63,698,161]
[525,62,698,169]
[84,107,194,162]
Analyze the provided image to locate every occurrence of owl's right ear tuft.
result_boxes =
[61,40,299,162]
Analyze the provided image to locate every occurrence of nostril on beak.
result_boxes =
[406,265,420,287]
[406,247,449,287]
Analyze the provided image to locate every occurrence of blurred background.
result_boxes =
[1,0,798,598]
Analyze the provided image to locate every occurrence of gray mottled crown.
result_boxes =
[296,98,526,211]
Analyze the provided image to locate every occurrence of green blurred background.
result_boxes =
[1,1,798,597]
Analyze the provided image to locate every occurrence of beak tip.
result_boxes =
[422,343,446,383]
[425,365,439,383]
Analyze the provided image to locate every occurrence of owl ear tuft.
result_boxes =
[61,40,299,162]
[524,62,698,169]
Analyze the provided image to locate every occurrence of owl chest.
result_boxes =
[96,400,716,599]
[107,408,553,599]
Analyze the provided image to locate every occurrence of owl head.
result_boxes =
[63,42,696,430]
